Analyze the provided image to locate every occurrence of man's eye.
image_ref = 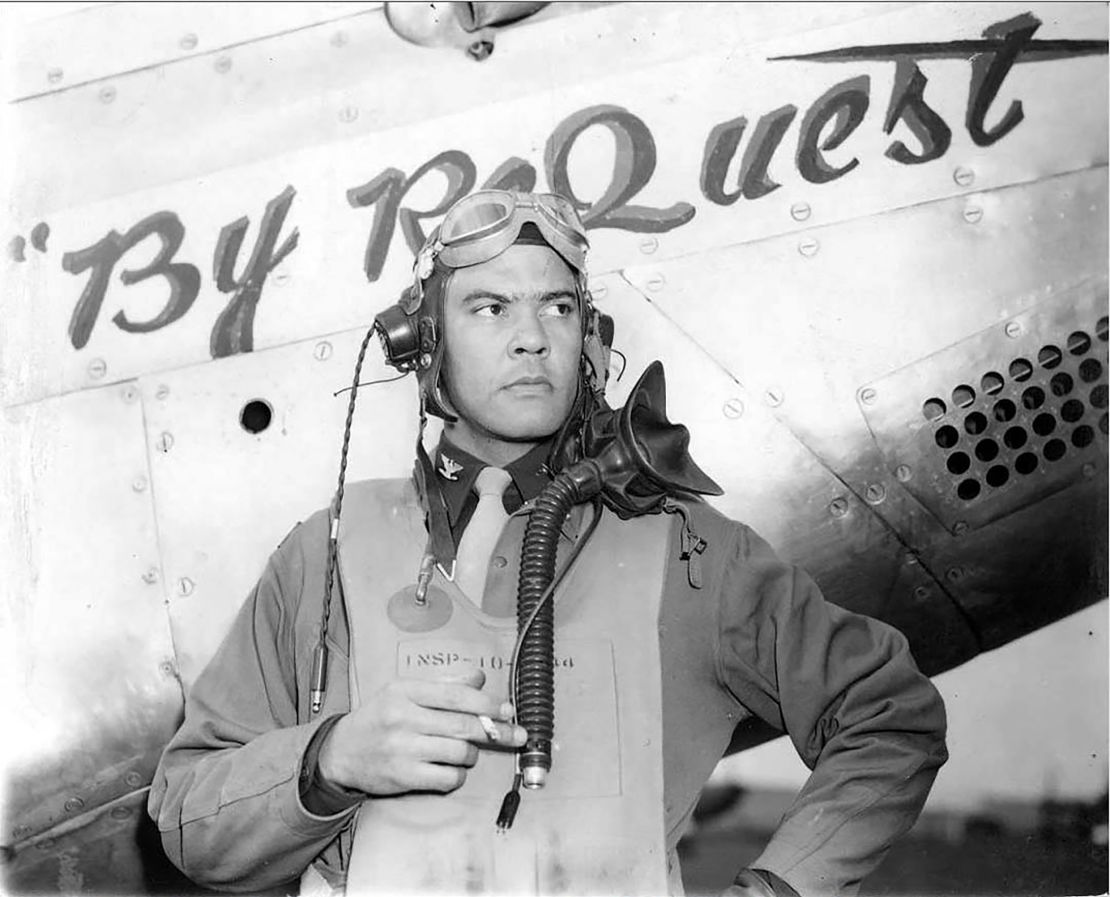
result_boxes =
[541,302,575,318]
[475,303,506,317]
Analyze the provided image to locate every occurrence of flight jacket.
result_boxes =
[149,481,948,896]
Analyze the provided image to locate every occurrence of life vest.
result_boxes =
[324,477,683,896]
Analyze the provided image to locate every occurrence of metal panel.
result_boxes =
[0,383,181,850]
[5,4,1105,406]
[860,278,1108,533]
[8,2,384,102]
[142,327,424,687]
[595,272,979,674]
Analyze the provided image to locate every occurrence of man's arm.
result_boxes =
[148,520,357,892]
[717,524,948,897]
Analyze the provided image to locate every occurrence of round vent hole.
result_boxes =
[1003,426,1027,450]
[936,425,959,449]
[957,479,981,501]
[1022,386,1045,410]
[1080,359,1103,383]
[964,412,988,435]
[1015,452,1039,475]
[240,399,273,434]
[947,452,971,475]
[993,399,1017,423]
[1032,413,1056,437]
[1038,345,1062,369]
[985,465,1009,488]
[1092,385,1108,409]
[981,372,1004,395]
[1050,372,1074,397]
[1098,316,1108,342]
[1009,358,1033,382]
[1061,399,1085,423]
[1043,439,1067,462]
[952,384,976,408]
[1072,425,1095,448]
[1067,331,1092,355]
[1101,413,1108,435]
[975,439,999,462]
[922,398,947,422]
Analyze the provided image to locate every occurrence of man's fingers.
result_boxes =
[437,666,486,690]
[400,761,467,794]
[413,735,479,768]
[402,677,509,719]
[412,706,527,747]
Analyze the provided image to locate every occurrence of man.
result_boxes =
[150,191,947,896]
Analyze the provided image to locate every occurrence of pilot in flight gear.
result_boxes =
[149,191,948,897]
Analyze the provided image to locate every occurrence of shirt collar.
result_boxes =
[434,435,555,529]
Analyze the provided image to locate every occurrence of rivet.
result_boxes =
[177,577,195,597]
[963,205,983,224]
[764,387,783,407]
[646,273,665,292]
[865,483,886,504]
[467,39,494,61]
[179,33,198,50]
[110,806,133,820]
[895,464,912,482]
[120,384,138,403]
[155,432,174,453]
[829,497,849,518]
[639,237,658,255]
[331,30,349,47]
[589,283,607,299]
[953,166,975,187]
[314,341,333,361]
[790,202,811,222]
[913,586,930,600]
[47,67,64,85]
[946,566,965,582]
[63,797,85,813]
[953,521,969,536]
[722,398,745,419]
[338,105,359,123]
[142,567,159,585]
[419,352,433,368]
[860,387,877,405]
[1082,463,1096,478]
[214,55,232,74]
[132,476,148,493]
[87,358,107,380]
[155,384,170,400]
[491,556,508,569]
[798,237,819,258]
[273,270,291,287]
[159,661,176,677]
[1005,321,1022,339]
[124,771,143,788]
[98,85,116,104]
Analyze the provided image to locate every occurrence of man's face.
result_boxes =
[441,244,582,459]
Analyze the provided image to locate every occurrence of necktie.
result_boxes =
[454,466,512,604]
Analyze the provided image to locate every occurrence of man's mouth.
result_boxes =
[504,376,553,391]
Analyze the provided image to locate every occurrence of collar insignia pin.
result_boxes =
[439,455,463,481]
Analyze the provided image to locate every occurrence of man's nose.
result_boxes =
[510,309,550,356]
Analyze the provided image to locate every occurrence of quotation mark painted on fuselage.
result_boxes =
[8,222,50,261]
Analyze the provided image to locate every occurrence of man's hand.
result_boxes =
[317,667,526,796]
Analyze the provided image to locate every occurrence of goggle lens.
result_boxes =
[439,193,515,243]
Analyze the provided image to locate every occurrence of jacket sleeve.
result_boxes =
[716,524,948,897]
[147,523,357,893]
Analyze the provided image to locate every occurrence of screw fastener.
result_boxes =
[963,205,983,224]
[179,33,198,50]
[895,464,912,482]
[646,274,665,292]
[99,86,116,104]
[155,384,170,400]
[156,432,174,453]
[1082,463,1096,478]
[64,797,85,813]
[1005,321,1022,339]
[765,388,784,407]
[214,56,232,74]
[860,387,877,405]
[88,359,107,380]
[798,237,820,258]
[914,586,930,600]
[142,568,159,585]
[132,476,148,493]
[47,68,64,84]
[639,237,659,255]
[120,384,138,403]
[314,341,333,361]
[338,105,359,123]
[865,483,886,504]
[953,521,969,536]
[722,399,745,419]
[124,771,143,788]
[946,566,965,582]
[177,577,195,597]
[953,166,975,187]
[790,202,812,222]
[829,498,849,518]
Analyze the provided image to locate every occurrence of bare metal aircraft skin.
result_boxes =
[1,2,1106,892]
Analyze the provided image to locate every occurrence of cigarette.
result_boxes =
[478,714,500,743]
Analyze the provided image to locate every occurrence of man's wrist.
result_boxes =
[299,714,362,816]
[725,868,801,897]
